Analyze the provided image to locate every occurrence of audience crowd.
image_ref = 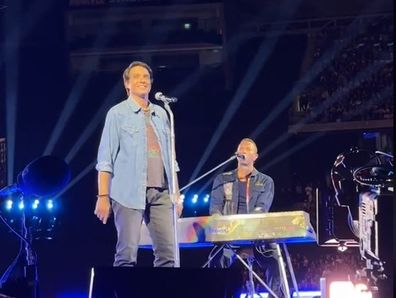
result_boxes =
[294,16,393,124]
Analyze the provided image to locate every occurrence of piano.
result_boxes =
[139,211,316,248]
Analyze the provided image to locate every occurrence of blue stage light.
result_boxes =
[32,199,40,210]
[191,194,198,204]
[5,199,13,210]
[18,200,24,210]
[46,199,54,210]
[203,194,210,203]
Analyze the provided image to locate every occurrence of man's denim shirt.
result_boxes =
[209,168,274,215]
[96,98,177,209]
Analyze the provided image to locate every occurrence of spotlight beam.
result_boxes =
[4,1,21,184]
[167,31,265,103]
[261,132,324,173]
[196,169,224,195]
[53,11,191,195]
[65,81,122,163]
[171,68,205,99]
[187,1,302,184]
[55,161,96,198]
[43,13,119,155]
[256,60,388,161]
[45,8,187,157]
[187,38,269,182]
[250,14,382,140]
[288,61,388,132]
[259,86,392,172]
[66,68,205,164]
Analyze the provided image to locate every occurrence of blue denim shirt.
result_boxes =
[209,168,274,215]
[96,98,177,209]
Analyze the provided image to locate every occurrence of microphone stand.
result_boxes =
[180,155,236,192]
[163,101,180,267]
[163,100,236,267]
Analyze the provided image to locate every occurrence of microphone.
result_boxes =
[155,92,178,103]
[235,153,246,160]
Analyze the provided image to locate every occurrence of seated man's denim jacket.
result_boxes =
[209,168,274,215]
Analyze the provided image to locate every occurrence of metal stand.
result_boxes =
[203,242,302,298]
[201,244,227,268]
[180,154,302,297]
[282,243,300,298]
[180,155,237,192]
[203,243,279,298]
[177,153,238,265]
[21,209,39,298]
[272,243,290,298]
[0,196,38,298]
[245,255,263,298]
[233,249,279,298]
[163,102,180,267]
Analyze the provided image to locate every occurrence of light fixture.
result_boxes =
[191,194,198,204]
[337,241,348,252]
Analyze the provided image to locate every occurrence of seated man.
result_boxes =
[208,138,284,298]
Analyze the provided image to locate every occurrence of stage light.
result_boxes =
[327,280,376,298]
[328,281,373,298]
[183,23,191,30]
[32,199,40,210]
[354,283,372,298]
[329,281,355,298]
[292,290,321,297]
[180,194,185,202]
[191,194,198,204]
[18,200,24,210]
[0,155,70,297]
[46,199,54,210]
[337,241,348,252]
[203,194,210,203]
[5,199,13,210]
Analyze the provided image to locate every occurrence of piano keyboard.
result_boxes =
[139,211,316,248]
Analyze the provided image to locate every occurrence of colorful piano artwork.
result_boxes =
[139,211,316,248]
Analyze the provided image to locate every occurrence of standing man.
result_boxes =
[209,138,283,297]
[94,61,180,267]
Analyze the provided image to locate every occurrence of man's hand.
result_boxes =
[94,195,111,224]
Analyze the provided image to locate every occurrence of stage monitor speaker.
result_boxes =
[89,267,243,298]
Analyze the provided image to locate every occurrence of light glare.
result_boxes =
[47,199,54,210]
[18,201,24,210]
[5,199,13,210]
[192,194,198,204]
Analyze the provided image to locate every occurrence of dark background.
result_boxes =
[0,0,393,297]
